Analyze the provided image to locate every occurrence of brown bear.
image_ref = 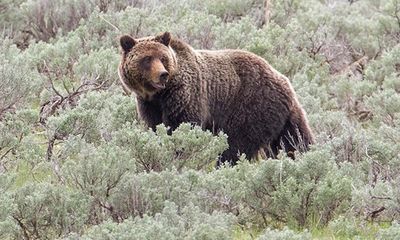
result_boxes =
[118,32,314,165]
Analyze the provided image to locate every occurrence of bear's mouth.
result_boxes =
[148,81,166,90]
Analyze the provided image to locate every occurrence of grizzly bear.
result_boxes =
[118,32,314,165]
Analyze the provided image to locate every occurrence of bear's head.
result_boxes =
[118,32,177,100]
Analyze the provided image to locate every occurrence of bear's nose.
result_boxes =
[159,71,169,83]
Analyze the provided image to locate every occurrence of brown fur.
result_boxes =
[118,32,314,165]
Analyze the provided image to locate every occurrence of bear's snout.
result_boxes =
[159,71,169,83]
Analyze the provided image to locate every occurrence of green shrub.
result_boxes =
[0,40,42,114]
[0,182,89,239]
[72,202,236,240]
[238,150,352,227]
[377,222,400,240]
[21,0,95,41]
[327,215,364,238]
[257,227,311,240]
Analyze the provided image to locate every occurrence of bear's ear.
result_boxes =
[155,32,171,46]
[120,35,136,52]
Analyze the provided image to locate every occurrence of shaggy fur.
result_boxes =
[118,32,314,165]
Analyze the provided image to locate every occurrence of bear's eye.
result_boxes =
[140,56,152,68]
[143,56,152,63]
[160,56,168,65]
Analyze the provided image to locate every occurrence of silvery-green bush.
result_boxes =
[257,227,311,240]
[377,221,400,240]
[71,202,236,240]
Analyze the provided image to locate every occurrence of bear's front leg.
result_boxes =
[161,107,201,135]
[136,97,163,131]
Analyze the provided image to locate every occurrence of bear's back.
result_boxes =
[191,49,295,113]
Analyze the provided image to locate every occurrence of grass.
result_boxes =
[232,221,390,239]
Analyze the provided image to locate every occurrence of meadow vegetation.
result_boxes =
[1,0,400,239]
